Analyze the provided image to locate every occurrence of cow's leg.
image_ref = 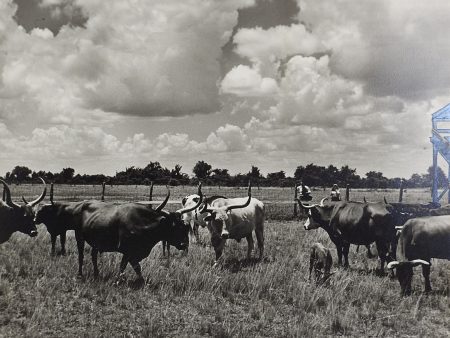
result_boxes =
[375,240,387,274]
[366,244,374,258]
[212,236,226,267]
[255,227,264,260]
[422,264,432,293]
[115,255,128,285]
[162,241,170,257]
[91,247,99,278]
[246,234,254,260]
[50,234,57,256]
[193,223,200,243]
[75,231,85,277]
[342,243,350,268]
[335,243,343,266]
[129,259,144,283]
[309,253,314,281]
[60,232,66,256]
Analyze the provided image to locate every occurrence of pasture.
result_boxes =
[0,185,449,337]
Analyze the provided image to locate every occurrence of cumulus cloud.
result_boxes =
[1,0,255,126]
[221,65,278,97]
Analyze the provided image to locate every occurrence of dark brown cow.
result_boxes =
[299,198,395,272]
[36,185,203,282]
[387,215,450,296]
[0,178,46,244]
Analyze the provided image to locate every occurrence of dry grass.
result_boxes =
[0,186,448,336]
[0,220,449,337]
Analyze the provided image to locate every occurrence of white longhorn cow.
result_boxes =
[201,183,265,266]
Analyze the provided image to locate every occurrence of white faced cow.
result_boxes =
[200,184,265,266]
[180,194,228,242]
[0,178,46,243]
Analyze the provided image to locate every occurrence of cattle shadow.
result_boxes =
[221,257,269,273]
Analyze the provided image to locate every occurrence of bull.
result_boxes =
[387,215,450,295]
[36,185,204,282]
[298,198,395,272]
[200,183,265,266]
[0,178,46,244]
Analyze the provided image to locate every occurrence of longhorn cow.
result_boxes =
[298,198,395,272]
[0,178,46,244]
[387,215,450,295]
[35,184,204,282]
[201,183,265,266]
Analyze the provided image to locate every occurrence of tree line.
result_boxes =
[2,161,446,189]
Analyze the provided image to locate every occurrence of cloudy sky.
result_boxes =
[1,0,449,178]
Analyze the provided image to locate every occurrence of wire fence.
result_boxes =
[4,183,433,220]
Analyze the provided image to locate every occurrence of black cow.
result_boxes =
[299,198,395,272]
[0,178,46,244]
[35,185,203,282]
[387,215,450,295]
[35,200,86,256]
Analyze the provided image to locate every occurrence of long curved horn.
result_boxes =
[27,177,47,207]
[155,186,170,212]
[200,195,213,214]
[296,198,316,209]
[410,259,430,266]
[176,183,203,214]
[0,179,20,208]
[225,182,252,212]
[387,261,399,269]
[395,226,404,231]
[319,197,327,207]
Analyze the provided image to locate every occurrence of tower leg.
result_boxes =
[432,145,439,204]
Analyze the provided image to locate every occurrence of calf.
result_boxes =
[309,243,333,284]
[387,215,450,295]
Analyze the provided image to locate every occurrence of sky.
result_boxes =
[0,0,449,179]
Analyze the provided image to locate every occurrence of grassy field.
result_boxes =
[0,186,449,337]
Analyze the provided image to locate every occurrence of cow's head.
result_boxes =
[200,183,252,239]
[157,184,204,251]
[297,198,330,230]
[1,178,46,237]
[387,259,430,296]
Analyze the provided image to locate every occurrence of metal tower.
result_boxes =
[430,103,450,204]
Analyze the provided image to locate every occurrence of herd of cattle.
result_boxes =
[1,178,449,296]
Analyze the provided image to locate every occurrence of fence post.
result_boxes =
[50,183,54,203]
[345,184,350,201]
[148,181,154,209]
[294,183,298,218]
[101,182,106,201]
[398,179,404,203]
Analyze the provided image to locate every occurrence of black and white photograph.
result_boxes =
[0,0,449,336]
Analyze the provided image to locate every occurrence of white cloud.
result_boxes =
[221,65,278,97]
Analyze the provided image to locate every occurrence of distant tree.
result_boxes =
[11,166,32,182]
[365,171,388,189]
[193,161,212,180]
[61,168,75,182]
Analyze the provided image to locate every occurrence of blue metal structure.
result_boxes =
[430,103,450,204]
